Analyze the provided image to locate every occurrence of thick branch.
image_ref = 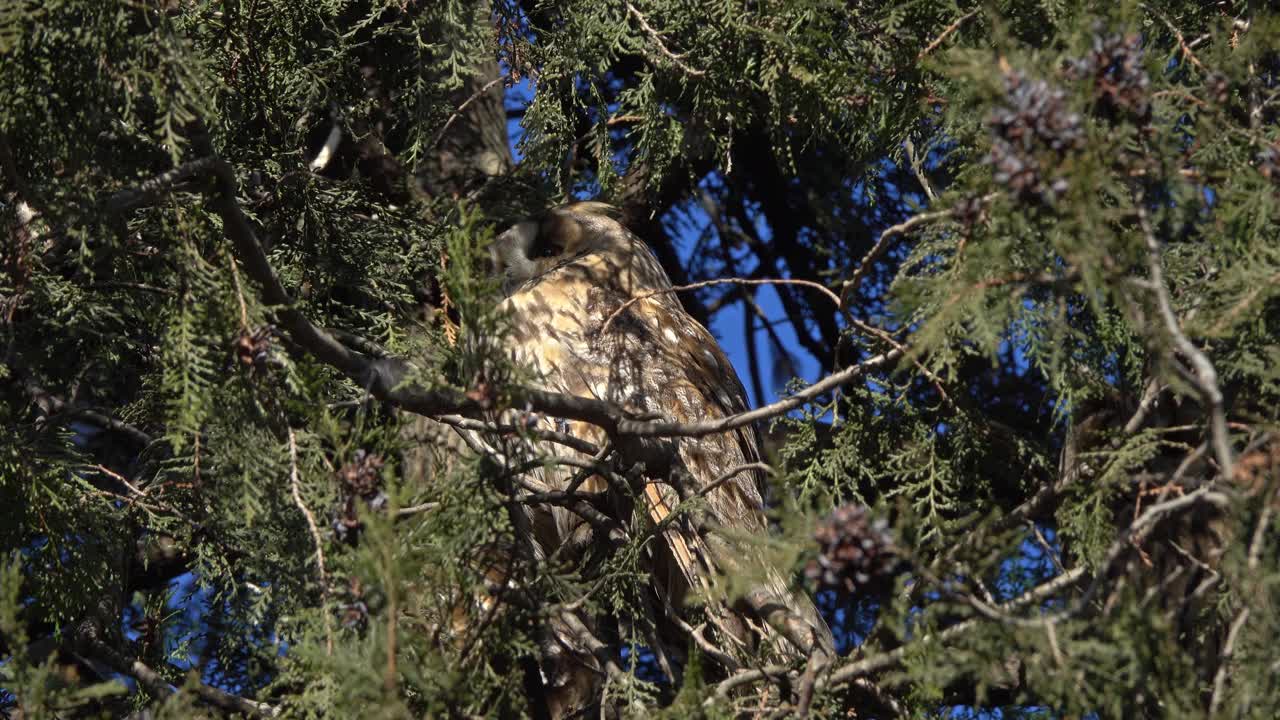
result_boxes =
[18,376,154,448]
[112,156,906,448]
[78,633,279,717]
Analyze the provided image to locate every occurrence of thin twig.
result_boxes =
[93,464,148,498]
[625,2,706,77]
[1144,5,1205,70]
[917,8,980,60]
[687,462,775,503]
[429,77,506,151]
[616,346,904,438]
[433,413,601,455]
[817,566,1087,690]
[395,502,440,518]
[602,277,840,334]
[672,616,740,671]
[840,197,996,309]
[904,138,936,203]
[287,428,334,656]
[709,566,1088,702]
[227,253,250,331]
[1209,607,1250,715]
[1082,486,1230,610]
[1211,478,1276,712]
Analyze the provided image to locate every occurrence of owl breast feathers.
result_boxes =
[490,202,833,672]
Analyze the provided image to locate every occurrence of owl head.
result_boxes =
[490,202,628,291]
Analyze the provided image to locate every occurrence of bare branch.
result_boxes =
[917,8,980,60]
[79,633,279,717]
[105,156,218,216]
[433,413,602,455]
[686,462,774,503]
[818,565,1087,690]
[1136,205,1234,479]
[429,76,506,152]
[708,568,1089,703]
[1209,607,1251,715]
[93,464,149,498]
[395,502,440,518]
[625,2,706,77]
[839,196,996,310]
[1210,475,1275,713]
[903,138,937,203]
[616,346,903,438]
[603,276,840,334]
[1144,5,1205,71]
[288,428,334,656]
[19,377,155,448]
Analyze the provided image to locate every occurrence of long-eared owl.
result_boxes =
[489,202,833,710]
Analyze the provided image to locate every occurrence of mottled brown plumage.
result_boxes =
[492,202,833,713]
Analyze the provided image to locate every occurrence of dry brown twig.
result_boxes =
[625,1,706,77]
[287,428,334,656]
[1144,4,1205,70]
[917,8,981,60]
[839,195,998,310]
[428,76,506,151]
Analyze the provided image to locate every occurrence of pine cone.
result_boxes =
[233,325,275,376]
[1071,31,1151,123]
[988,71,1082,203]
[337,449,384,498]
[1205,72,1231,105]
[805,505,899,596]
[332,450,386,544]
[1258,145,1280,184]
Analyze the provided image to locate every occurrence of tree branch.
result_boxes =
[287,428,334,656]
[625,2,706,77]
[1136,204,1234,479]
[839,195,996,310]
[17,376,154,448]
[109,155,906,448]
[601,276,840,334]
[78,633,279,718]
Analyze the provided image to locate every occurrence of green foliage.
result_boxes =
[2,0,1279,717]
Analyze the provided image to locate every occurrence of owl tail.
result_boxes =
[641,481,835,667]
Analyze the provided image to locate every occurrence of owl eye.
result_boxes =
[529,233,560,259]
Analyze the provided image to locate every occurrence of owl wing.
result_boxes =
[503,248,831,661]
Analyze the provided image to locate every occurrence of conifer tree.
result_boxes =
[2,1,1278,717]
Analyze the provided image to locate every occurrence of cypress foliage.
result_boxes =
[1,1,1278,717]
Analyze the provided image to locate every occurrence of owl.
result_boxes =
[489,202,833,713]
